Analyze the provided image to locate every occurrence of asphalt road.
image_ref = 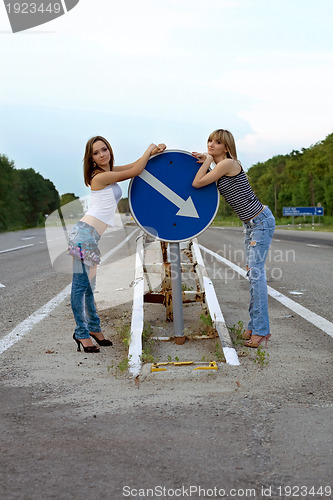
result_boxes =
[1,226,332,338]
[0,224,138,339]
[199,226,333,323]
[0,225,332,500]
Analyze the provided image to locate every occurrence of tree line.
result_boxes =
[245,133,333,218]
[0,154,60,231]
[0,152,130,232]
[1,133,332,231]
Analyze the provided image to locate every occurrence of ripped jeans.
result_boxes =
[244,207,275,336]
[71,259,101,339]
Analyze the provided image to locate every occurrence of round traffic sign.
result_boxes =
[128,150,219,242]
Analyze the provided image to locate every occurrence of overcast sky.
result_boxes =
[0,0,332,198]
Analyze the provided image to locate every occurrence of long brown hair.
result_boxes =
[208,129,238,161]
[83,136,114,186]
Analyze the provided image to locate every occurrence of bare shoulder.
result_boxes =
[214,158,241,176]
[90,171,115,190]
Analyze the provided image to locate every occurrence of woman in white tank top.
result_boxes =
[69,136,166,352]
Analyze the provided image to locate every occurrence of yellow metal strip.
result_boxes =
[193,361,218,370]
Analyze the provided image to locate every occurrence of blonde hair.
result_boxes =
[208,129,238,161]
[83,136,114,187]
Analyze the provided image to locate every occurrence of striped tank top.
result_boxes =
[217,168,263,222]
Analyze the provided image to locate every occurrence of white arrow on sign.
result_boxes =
[139,170,199,218]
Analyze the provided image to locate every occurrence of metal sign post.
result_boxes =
[169,242,184,340]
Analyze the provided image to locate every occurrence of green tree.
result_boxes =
[118,197,129,213]
[17,169,60,227]
[0,154,61,231]
[247,133,333,217]
[0,155,21,230]
[60,192,79,206]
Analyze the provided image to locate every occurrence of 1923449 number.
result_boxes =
[5,3,62,14]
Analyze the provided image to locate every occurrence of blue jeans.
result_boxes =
[71,259,101,339]
[243,207,275,336]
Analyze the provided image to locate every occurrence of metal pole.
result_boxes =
[169,242,184,338]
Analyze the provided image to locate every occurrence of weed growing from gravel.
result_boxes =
[254,346,269,367]
[107,355,132,376]
[166,356,180,362]
[140,323,157,363]
[229,321,245,346]
[200,312,213,328]
[214,342,225,362]
[199,312,218,337]
[115,319,131,350]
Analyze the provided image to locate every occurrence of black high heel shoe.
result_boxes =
[73,333,100,353]
[90,333,113,346]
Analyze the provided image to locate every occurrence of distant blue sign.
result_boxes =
[283,207,324,216]
[129,150,219,242]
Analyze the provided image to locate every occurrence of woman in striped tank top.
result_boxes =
[192,129,275,348]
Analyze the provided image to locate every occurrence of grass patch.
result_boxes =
[254,346,269,367]
[212,215,333,231]
[199,312,218,337]
[228,320,245,346]
[140,323,158,363]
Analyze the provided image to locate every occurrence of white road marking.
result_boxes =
[0,284,71,355]
[191,240,239,365]
[0,244,34,254]
[0,229,139,355]
[306,243,321,248]
[200,244,333,339]
[139,170,199,218]
[0,283,5,288]
[21,237,36,240]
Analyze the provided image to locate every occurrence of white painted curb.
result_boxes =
[192,240,240,366]
[128,233,145,377]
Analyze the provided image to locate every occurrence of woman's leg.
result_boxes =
[71,260,99,349]
[246,214,275,337]
[244,224,254,336]
[71,259,91,339]
[84,265,102,334]
[85,266,113,344]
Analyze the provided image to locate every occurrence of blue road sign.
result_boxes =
[283,207,324,216]
[128,150,220,242]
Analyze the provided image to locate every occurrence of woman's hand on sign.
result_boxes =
[151,143,166,156]
[192,152,211,164]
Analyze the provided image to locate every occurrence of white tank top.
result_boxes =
[85,183,122,226]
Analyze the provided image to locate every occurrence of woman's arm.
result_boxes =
[192,154,236,188]
[113,144,166,172]
[92,143,166,189]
